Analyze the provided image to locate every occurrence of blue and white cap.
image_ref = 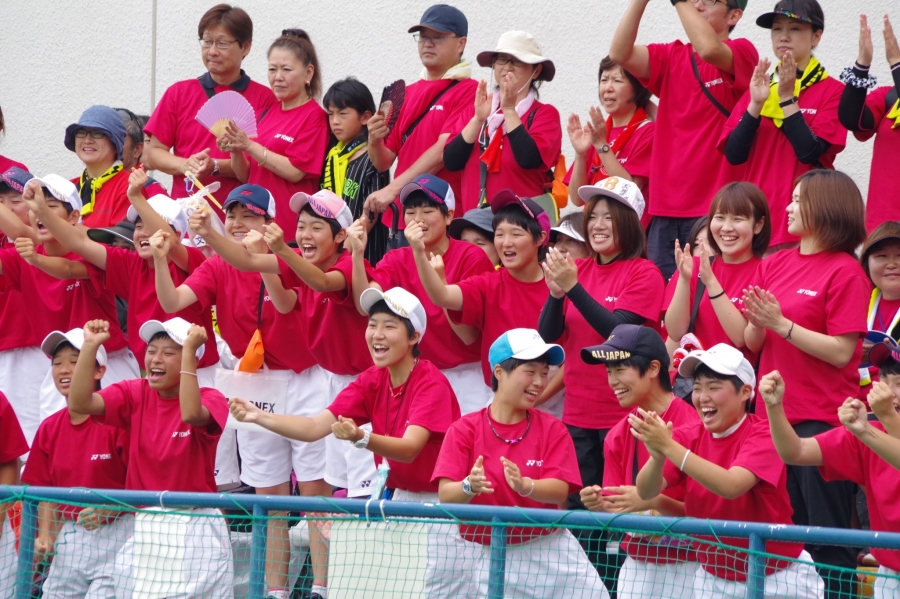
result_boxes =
[489,328,564,370]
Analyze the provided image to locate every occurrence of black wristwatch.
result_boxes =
[778,96,798,108]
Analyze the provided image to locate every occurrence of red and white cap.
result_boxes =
[289,189,353,229]
[139,317,205,360]
[360,287,427,340]
[577,177,645,219]
[126,195,189,237]
[41,328,108,366]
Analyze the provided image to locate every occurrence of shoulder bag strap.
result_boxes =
[257,280,266,330]
[690,53,731,118]
[402,80,461,143]
[687,258,713,334]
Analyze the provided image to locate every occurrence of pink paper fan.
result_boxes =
[195,90,258,138]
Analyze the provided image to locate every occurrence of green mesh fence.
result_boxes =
[1,491,899,599]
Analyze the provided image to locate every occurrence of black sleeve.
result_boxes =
[780,111,832,165]
[723,111,761,165]
[538,295,566,342]
[565,283,646,338]
[838,65,876,132]
[507,126,544,169]
[443,133,475,172]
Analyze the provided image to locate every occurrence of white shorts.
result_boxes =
[235,365,330,488]
[692,550,824,598]
[0,346,49,448]
[0,517,16,599]
[616,556,694,599]
[41,515,133,599]
[114,508,233,599]
[874,565,900,599]
[197,364,241,489]
[441,361,493,415]
[323,371,378,496]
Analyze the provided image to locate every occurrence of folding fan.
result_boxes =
[195,90,258,138]
[379,79,406,132]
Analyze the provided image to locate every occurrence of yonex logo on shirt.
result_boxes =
[429,105,444,111]
[66,281,81,292]
[525,460,543,467]
[90,453,112,461]
[605,296,618,302]
[799,108,818,116]
[275,134,295,143]
[704,78,724,88]
[252,401,277,413]
[796,289,818,297]
[172,430,192,438]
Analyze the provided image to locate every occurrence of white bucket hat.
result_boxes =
[476,31,556,81]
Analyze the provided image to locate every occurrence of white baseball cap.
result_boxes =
[27,175,83,213]
[489,328,564,370]
[577,177,645,219]
[40,328,108,366]
[126,195,189,237]
[360,287,427,340]
[139,317,205,359]
[677,343,756,398]
[550,218,584,243]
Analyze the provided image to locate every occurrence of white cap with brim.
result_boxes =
[139,317,204,360]
[550,219,584,243]
[489,328,564,370]
[677,343,756,399]
[360,287,427,340]
[27,175,83,213]
[577,177,645,220]
[41,328,108,366]
[126,195,189,238]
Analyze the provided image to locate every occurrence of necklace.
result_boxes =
[486,409,531,445]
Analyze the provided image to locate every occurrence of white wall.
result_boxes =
[1,0,896,201]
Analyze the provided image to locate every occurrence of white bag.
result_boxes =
[215,367,289,434]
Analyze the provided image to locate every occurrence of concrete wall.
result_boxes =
[1,0,896,202]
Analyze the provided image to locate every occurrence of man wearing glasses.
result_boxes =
[143,4,276,214]
[610,0,758,280]
[364,4,477,246]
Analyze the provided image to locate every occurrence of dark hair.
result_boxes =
[705,182,771,258]
[403,190,450,217]
[598,56,652,109]
[795,170,866,255]
[367,300,421,357]
[116,109,147,151]
[692,363,746,395]
[689,216,710,251]
[300,203,342,239]
[492,204,547,260]
[555,211,584,237]
[582,195,646,260]
[198,4,253,46]
[269,29,322,99]
[725,0,741,33]
[880,358,900,378]
[225,200,273,222]
[605,354,673,392]
[861,221,900,282]
[323,77,376,118]
[149,331,175,345]
[491,356,550,392]
[52,340,103,379]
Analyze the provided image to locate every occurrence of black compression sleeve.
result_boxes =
[723,111,760,165]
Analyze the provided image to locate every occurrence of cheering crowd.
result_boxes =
[1,0,900,597]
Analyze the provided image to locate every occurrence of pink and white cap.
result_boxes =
[289,189,353,229]
[577,177,645,219]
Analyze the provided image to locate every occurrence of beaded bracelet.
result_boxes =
[840,66,878,90]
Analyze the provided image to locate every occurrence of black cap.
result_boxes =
[448,207,495,240]
[756,0,825,31]
[408,4,468,37]
[581,324,669,369]
[87,220,135,246]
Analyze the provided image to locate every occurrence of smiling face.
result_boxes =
[295,209,346,266]
[493,219,543,270]
[460,228,499,265]
[403,202,452,248]
[494,360,550,409]
[552,233,589,259]
[225,203,267,244]
[786,182,807,237]
[267,47,313,105]
[52,345,103,397]
[30,199,79,242]
[75,129,116,170]
[586,199,620,259]
[365,311,419,368]
[606,361,659,408]
[869,241,900,298]
[326,104,369,143]
[131,218,160,260]
[598,65,637,119]
[770,15,821,63]
[201,24,250,79]
[691,373,751,433]
[709,211,762,261]
[144,335,184,394]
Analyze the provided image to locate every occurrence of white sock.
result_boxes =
[267,589,289,599]
[311,584,328,598]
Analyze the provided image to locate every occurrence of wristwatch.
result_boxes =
[462,476,477,496]
[211,158,221,177]
[353,429,371,449]
[778,96,798,108]
[597,143,612,154]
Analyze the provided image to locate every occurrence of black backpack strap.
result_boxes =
[402,80,461,143]
[688,275,707,334]
[691,54,731,118]
[257,280,266,329]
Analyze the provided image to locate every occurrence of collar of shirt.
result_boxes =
[712,414,748,439]
[199,69,251,93]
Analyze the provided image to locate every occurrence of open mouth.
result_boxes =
[502,251,517,262]
[301,243,317,259]
[613,388,629,403]
[371,343,389,358]
[36,222,48,233]
[139,240,151,248]
[57,377,72,388]
[700,406,718,423]
[148,368,166,382]
[524,389,539,402]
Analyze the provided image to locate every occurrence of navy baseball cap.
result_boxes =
[581,324,670,368]
[408,4,468,37]
[490,189,551,247]
[399,174,456,210]
[224,184,277,219]
[448,207,495,240]
[0,166,33,193]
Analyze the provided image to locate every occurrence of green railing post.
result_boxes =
[14,498,37,599]
[746,532,766,599]
[488,516,507,598]
[250,503,268,599]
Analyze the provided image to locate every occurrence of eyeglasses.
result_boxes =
[412,33,458,45]
[693,0,729,5]
[199,38,240,50]
[493,56,527,69]
[74,129,107,140]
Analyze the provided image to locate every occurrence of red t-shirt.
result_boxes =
[95,378,227,492]
[719,78,846,246]
[73,169,169,229]
[22,408,128,518]
[451,269,549,384]
[95,246,218,368]
[855,87,900,232]
[248,101,330,232]
[0,246,127,352]
[641,40,757,217]
[371,239,493,369]
[0,392,28,462]
[0,273,40,352]
[383,78,478,228]
[603,398,697,563]
[327,359,460,493]
[432,407,581,544]
[446,101,562,211]
[561,258,664,429]
[663,416,802,581]
[751,249,869,425]
[563,122,655,228]
[0,155,28,173]
[278,251,371,375]
[184,255,314,373]
[818,422,900,570]
[663,256,761,364]
[144,75,277,204]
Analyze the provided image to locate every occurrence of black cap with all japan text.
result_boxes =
[580,324,670,369]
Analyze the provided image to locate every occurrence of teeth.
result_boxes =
[614,389,627,396]
[60,378,71,384]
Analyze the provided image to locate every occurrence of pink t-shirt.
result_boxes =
[719,78,846,246]
[95,378,227,492]
[144,75,277,206]
[663,256,761,364]
[603,398,697,563]
[22,408,128,518]
[432,407,581,544]
[383,78,478,229]
[248,101,330,232]
[452,269,549,385]
[278,250,371,375]
[818,422,900,570]
[0,392,28,462]
[751,249,869,425]
[663,416,802,581]
[96,246,218,368]
[73,169,169,229]
[327,359,460,493]
[0,246,127,352]
[561,258,664,429]
[642,40,757,217]
[184,255,314,373]
[371,239,493,370]
[855,87,900,232]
